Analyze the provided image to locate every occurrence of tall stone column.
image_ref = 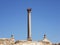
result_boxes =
[27,8,32,41]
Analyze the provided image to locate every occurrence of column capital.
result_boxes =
[27,8,31,12]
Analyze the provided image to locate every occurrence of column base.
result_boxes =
[27,38,32,41]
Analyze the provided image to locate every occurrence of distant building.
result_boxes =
[0,8,59,45]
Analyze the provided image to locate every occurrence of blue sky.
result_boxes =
[0,0,60,43]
